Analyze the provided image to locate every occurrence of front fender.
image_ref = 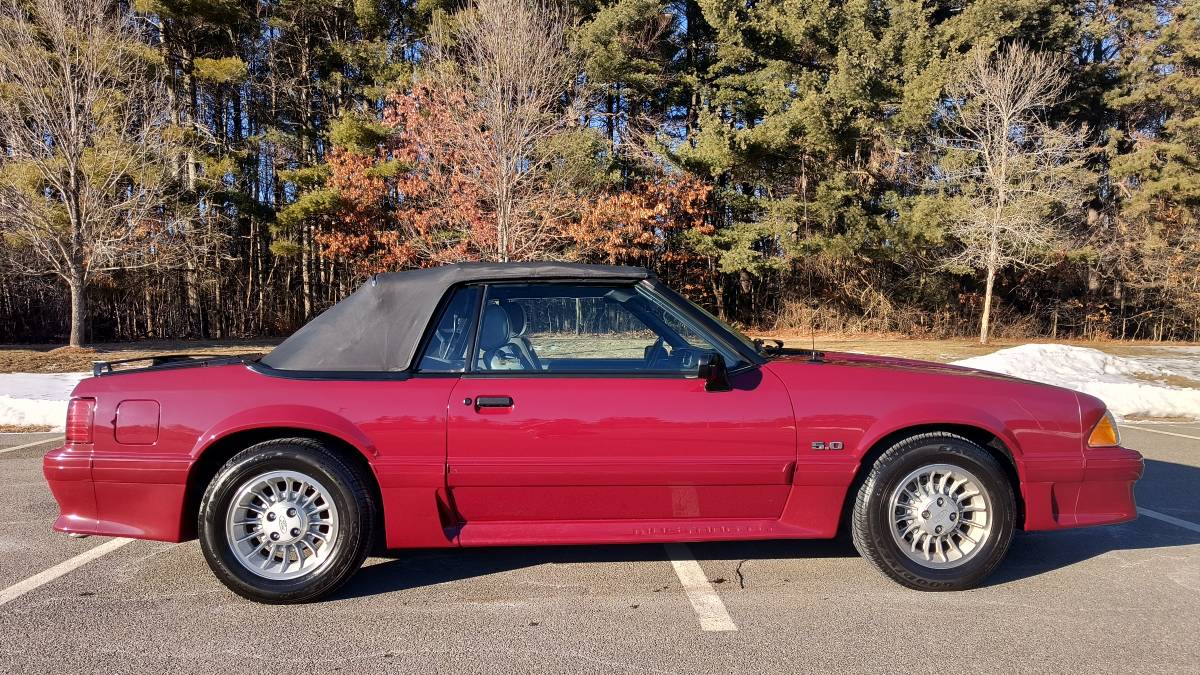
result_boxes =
[857,401,1026,466]
[854,391,1085,481]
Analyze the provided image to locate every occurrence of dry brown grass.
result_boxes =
[752,334,1003,363]
[0,339,278,374]
[1133,372,1200,389]
[753,331,1200,363]
[0,423,54,433]
[768,299,1044,342]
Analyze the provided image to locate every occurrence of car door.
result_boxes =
[440,281,797,539]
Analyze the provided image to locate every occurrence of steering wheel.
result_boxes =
[644,337,668,368]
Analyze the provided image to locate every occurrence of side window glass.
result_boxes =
[475,284,717,373]
[417,286,480,372]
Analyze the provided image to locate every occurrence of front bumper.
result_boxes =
[1023,446,1144,531]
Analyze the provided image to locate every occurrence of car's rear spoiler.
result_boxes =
[92,354,260,377]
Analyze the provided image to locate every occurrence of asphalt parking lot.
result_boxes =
[1,426,1197,673]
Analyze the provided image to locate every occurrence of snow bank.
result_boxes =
[0,373,87,430]
[952,344,1200,420]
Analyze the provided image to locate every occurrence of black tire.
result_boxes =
[198,438,377,603]
[851,432,1015,591]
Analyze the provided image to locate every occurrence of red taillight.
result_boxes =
[65,398,95,443]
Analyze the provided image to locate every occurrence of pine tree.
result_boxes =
[1101,0,1200,337]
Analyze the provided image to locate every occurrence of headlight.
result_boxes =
[1087,410,1120,448]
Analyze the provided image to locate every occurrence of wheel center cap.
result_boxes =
[262,503,308,545]
[915,496,959,536]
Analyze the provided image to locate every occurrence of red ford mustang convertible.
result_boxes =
[44,263,1143,603]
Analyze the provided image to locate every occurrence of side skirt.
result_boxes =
[455,517,828,547]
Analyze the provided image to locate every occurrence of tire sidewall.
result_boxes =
[199,444,365,602]
[862,438,1015,590]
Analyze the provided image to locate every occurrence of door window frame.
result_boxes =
[415,279,753,379]
[411,284,485,375]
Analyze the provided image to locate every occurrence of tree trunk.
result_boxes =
[980,264,996,344]
[738,269,753,325]
[68,273,86,347]
[185,258,204,337]
[709,264,726,320]
[144,285,154,338]
[301,223,313,318]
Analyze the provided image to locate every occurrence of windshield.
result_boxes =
[685,298,765,355]
[646,281,765,360]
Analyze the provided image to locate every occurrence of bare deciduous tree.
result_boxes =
[425,0,581,262]
[937,42,1093,343]
[0,0,186,346]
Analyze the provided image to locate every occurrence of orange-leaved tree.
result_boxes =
[387,84,496,265]
[315,85,495,276]
[571,174,713,294]
[320,78,585,274]
[315,149,415,277]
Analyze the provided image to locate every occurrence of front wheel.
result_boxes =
[198,438,377,603]
[851,432,1015,590]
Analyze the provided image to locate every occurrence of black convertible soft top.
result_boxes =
[259,262,651,372]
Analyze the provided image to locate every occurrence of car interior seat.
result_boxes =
[478,304,535,370]
[501,302,543,371]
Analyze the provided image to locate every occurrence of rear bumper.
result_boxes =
[43,445,189,542]
[43,445,100,535]
[1023,446,1143,531]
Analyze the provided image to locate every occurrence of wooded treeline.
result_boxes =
[1,0,1198,345]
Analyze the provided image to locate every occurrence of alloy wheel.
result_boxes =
[225,470,340,580]
[887,463,993,569]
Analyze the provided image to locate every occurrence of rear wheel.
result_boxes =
[198,438,376,603]
[851,432,1015,590]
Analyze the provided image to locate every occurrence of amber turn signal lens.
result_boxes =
[1087,411,1120,448]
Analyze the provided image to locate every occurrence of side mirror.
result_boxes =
[697,353,732,392]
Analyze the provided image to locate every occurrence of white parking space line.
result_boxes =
[0,436,63,455]
[664,543,737,632]
[1122,426,1200,442]
[1140,508,1200,535]
[0,538,132,608]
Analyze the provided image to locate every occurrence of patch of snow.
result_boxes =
[1135,346,1200,383]
[0,373,88,430]
[952,344,1200,420]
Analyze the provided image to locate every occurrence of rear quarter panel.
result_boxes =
[70,365,459,545]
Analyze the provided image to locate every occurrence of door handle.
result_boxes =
[474,396,514,410]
